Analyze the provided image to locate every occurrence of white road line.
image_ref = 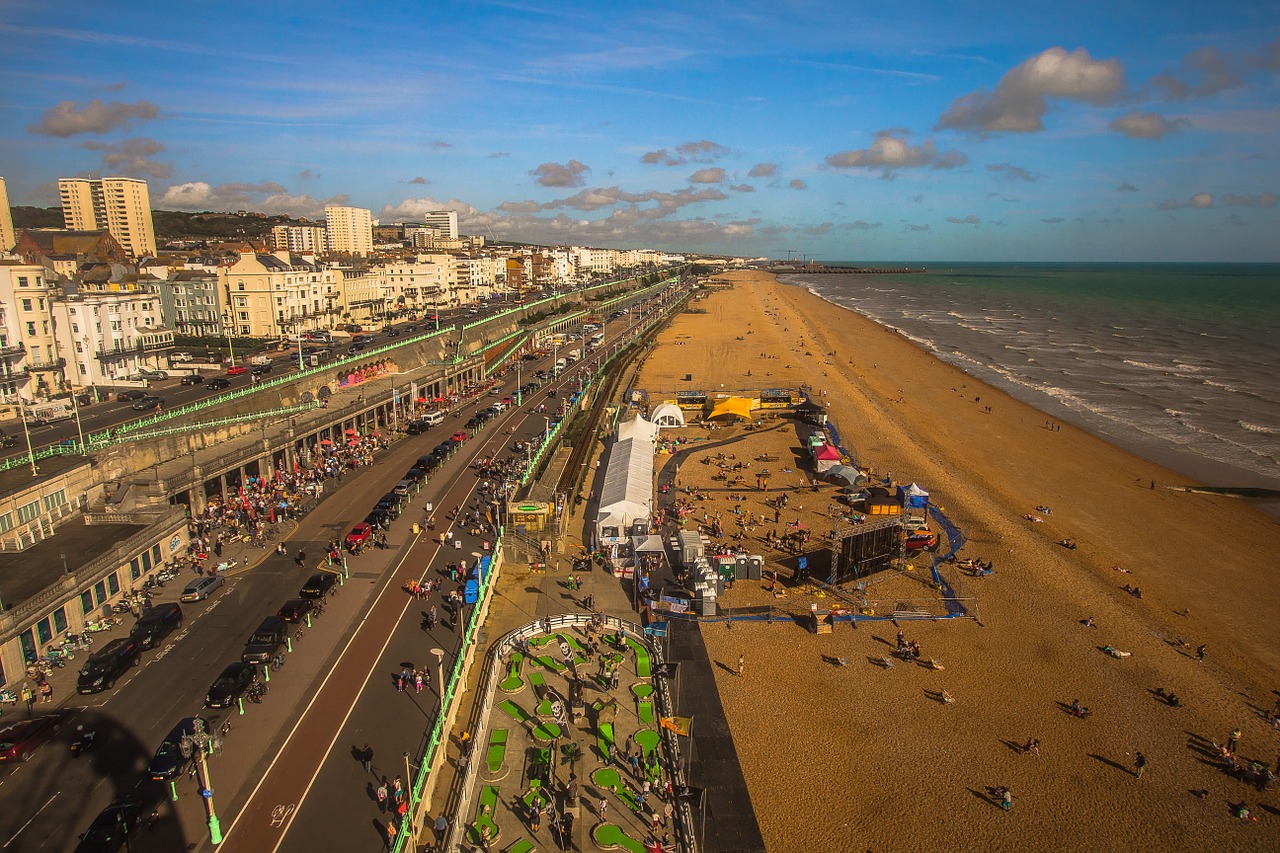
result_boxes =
[2,791,59,849]
[222,379,544,850]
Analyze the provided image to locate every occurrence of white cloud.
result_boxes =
[29,98,159,136]
[688,167,726,184]
[825,130,967,176]
[1109,111,1187,139]
[947,214,981,224]
[1150,47,1242,101]
[158,180,347,218]
[641,149,680,166]
[675,139,729,162]
[531,159,590,188]
[1223,192,1277,207]
[748,162,778,178]
[729,184,755,193]
[840,220,881,230]
[936,47,1125,133]
[986,162,1039,182]
[81,137,171,179]
[788,178,808,190]
[497,200,542,213]
[539,186,727,214]
[408,176,428,185]
[1155,192,1215,210]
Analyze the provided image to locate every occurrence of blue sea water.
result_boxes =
[785,263,1280,488]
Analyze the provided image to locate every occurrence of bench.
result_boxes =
[486,729,508,773]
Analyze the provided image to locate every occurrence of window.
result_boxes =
[21,299,32,311]
[0,513,12,533]
[17,276,28,287]
[36,618,52,645]
[25,322,35,337]
[129,556,142,580]
[152,544,162,564]
[42,491,67,511]
[238,282,245,291]
[80,590,94,615]
[107,572,120,595]
[53,607,68,633]
[16,500,40,524]
[94,580,108,605]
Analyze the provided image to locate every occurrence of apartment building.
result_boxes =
[271,223,327,254]
[382,255,456,316]
[56,279,172,386]
[164,271,224,336]
[0,177,14,253]
[419,210,459,239]
[323,206,374,256]
[57,177,157,259]
[0,262,64,403]
[219,252,343,338]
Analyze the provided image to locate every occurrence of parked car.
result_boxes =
[0,712,66,762]
[277,598,314,623]
[129,603,183,650]
[73,797,145,853]
[344,522,372,549]
[138,369,168,380]
[179,374,205,385]
[905,530,939,552]
[205,377,231,390]
[225,365,247,376]
[405,418,430,435]
[115,389,146,402]
[205,662,260,708]
[169,351,193,362]
[299,571,338,599]
[365,508,393,529]
[76,637,143,694]
[147,717,207,780]
[403,467,426,485]
[451,430,469,443]
[376,494,403,518]
[131,396,163,411]
[392,479,412,497]
[241,616,288,664]
[180,575,223,602]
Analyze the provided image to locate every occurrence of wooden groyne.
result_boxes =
[765,264,925,275]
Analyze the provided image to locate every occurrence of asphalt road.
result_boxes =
[0,299,665,852]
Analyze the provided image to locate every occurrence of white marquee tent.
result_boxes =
[595,436,654,546]
[650,403,685,428]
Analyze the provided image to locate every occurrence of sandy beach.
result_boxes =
[634,271,1280,851]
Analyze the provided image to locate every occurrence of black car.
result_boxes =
[77,638,143,694]
[179,374,204,385]
[299,572,338,599]
[465,415,482,430]
[241,615,288,664]
[147,716,207,780]
[405,418,430,435]
[115,389,146,402]
[205,662,260,708]
[74,797,145,853]
[130,603,182,650]
[365,509,392,528]
[205,377,231,390]
[277,598,314,623]
[403,467,426,485]
[131,396,163,411]
[376,494,404,518]
[251,363,273,376]
[387,329,401,338]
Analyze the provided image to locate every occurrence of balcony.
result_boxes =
[0,342,25,359]
[27,357,66,372]
[93,332,175,360]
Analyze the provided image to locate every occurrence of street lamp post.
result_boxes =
[430,648,445,719]
[180,717,223,845]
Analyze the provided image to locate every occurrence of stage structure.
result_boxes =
[828,517,904,585]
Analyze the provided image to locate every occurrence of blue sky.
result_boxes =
[2,0,1278,260]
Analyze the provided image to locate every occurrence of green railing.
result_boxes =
[394,530,504,853]
[480,332,531,378]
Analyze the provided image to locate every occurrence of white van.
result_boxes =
[555,358,567,371]
[422,410,444,427]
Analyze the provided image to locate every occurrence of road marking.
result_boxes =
[2,791,58,848]
[269,804,295,827]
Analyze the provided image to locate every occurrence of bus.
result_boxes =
[588,332,605,349]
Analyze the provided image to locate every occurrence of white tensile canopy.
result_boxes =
[618,414,658,444]
[595,436,653,544]
[651,403,685,428]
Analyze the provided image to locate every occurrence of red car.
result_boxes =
[451,430,469,443]
[345,522,372,549]
[226,365,247,376]
[905,530,939,551]
[0,712,66,763]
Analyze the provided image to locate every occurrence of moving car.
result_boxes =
[225,365,247,376]
[0,712,66,762]
[76,637,143,694]
[131,396,163,411]
[277,598,314,623]
[129,603,183,649]
[73,797,145,853]
[299,571,338,599]
[405,418,430,435]
[115,389,146,402]
[344,522,372,549]
[179,374,205,385]
[180,575,223,602]
[241,616,288,664]
[205,662,260,708]
[250,363,273,376]
[205,377,231,390]
[147,717,207,780]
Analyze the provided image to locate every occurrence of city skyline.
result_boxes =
[2,1,1279,261]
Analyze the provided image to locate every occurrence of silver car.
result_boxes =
[180,575,223,602]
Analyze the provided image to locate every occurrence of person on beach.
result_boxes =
[1134,752,1147,779]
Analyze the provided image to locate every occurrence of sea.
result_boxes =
[784,263,1280,490]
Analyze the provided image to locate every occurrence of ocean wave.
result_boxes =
[1238,420,1279,435]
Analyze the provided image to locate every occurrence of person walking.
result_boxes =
[384,819,397,850]
[737,654,745,677]
[376,777,389,812]
[1134,751,1147,779]
[1196,643,1207,662]
[598,797,608,818]
[361,743,373,773]
[1228,728,1241,754]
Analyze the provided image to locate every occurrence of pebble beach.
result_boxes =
[633,271,1280,852]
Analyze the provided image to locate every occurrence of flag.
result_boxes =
[673,784,703,801]
[644,622,668,637]
[659,716,692,736]
[652,662,678,678]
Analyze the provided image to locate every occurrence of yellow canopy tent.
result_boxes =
[707,396,755,421]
